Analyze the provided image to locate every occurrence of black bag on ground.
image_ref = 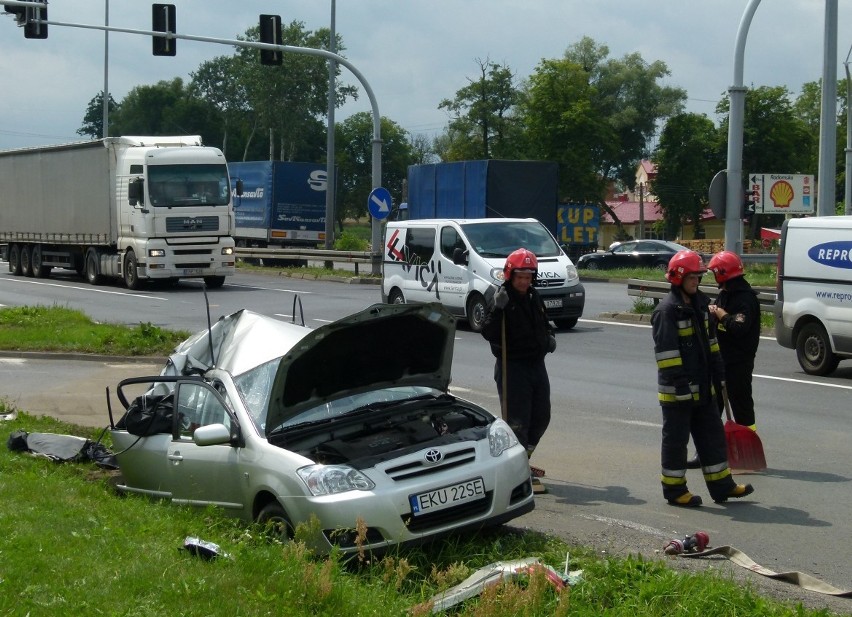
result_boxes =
[118,393,176,436]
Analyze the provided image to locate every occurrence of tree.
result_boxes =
[189,55,252,159]
[562,37,687,189]
[234,21,357,162]
[717,86,814,235]
[108,78,222,144]
[335,112,413,224]
[77,92,119,139]
[437,58,522,160]
[653,113,722,239]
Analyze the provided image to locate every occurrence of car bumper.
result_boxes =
[538,283,585,319]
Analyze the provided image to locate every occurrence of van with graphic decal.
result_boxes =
[775,215,852,375]
[381,218,585,333]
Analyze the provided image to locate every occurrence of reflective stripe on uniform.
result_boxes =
[656,349,682,369]
[704,467,732,482]
[661,474,687,486]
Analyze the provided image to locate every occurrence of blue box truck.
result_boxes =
[229,161,329,253]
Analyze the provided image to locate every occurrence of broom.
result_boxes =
[722,385,767,471]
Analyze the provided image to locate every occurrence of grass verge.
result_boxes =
[0,408,836,617]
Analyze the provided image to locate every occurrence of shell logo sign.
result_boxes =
[748,173,815,214]
[769,180,794,208]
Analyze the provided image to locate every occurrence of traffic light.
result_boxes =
[742,190,758,220]
[152,4,176,56]
[23,0,46,39]
[4,1,47,38]
[259,14,283,66]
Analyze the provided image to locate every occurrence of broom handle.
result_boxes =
[722,383,734,422]
[500,312,508,422]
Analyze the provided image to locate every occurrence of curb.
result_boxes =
[0,350,167,363]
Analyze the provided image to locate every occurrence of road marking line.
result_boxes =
[0,277,166,299]
[227,283,312,294]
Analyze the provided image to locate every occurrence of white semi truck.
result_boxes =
[0,136,236,289]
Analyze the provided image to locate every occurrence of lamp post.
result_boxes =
[845,43,852,216]
[102,0,109,138]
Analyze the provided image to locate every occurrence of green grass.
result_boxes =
[0,408,837,617]
[580,263,777,288]
[0,305,189,356]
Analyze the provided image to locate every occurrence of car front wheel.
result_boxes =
[388,288,405,304]
[466,292,487,333]
[554,318,578,330]
[257,501,293,542]
[586,261,600,271]
[796,321,839,376]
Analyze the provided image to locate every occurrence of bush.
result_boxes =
[334,232,369,251]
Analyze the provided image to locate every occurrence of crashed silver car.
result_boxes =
[109,303,535,554]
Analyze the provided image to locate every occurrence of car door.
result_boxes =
[435,225,468,308]
[610,241,638,268]
[166,380,247,511]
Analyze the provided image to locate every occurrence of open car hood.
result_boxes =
[264,303,456,434]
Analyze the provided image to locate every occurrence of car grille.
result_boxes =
[403,491,494,532]
[534,278,566,288]
[383,446,477,481]
[166,216,220,233]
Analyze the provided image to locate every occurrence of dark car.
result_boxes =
[577,240,707,271]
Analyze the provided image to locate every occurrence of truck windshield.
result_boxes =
[148,164,230,207]
[461,221,562,258]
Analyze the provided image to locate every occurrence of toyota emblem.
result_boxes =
[424,449,443,464]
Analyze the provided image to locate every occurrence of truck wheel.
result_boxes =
[20,245,33,277]
[466,293,487,333]
[203,276,226,289]
[796,322,840,376]
[123,251,142,290]
[388,288,405,304]
[85,250,104,285]
[554,318,578,330]
[30,244,51,278]
[8,244,22,275]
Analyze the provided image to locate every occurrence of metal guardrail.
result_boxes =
[627,278,776,312]
[234,247,379,275]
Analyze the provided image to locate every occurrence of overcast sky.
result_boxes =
[1,1,851,153]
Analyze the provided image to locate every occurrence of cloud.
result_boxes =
[1,0,849,150]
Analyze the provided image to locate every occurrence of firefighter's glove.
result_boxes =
[547,334,557,353]
[494,287,509,309]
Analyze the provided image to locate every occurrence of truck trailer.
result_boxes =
[0,136,236,289]
[229,161,329,260]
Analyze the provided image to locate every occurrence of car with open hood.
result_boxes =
[109,302,535,555]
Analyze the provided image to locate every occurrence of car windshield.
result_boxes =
[233,358,440,433]
[460,221,562,258]
[148,163,231,207]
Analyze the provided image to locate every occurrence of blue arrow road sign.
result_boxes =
[368,187,392,220]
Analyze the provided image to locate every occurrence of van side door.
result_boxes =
[436,225,468,310]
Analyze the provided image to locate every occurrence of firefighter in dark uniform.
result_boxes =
[482,248,556,492]
[708,250,761,430]
[651,250,754,507]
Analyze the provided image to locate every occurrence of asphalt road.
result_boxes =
[2,268,852,614]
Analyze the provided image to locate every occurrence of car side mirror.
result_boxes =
[452,247,468,266]
[193,423,233,446]
[235,179,243,197]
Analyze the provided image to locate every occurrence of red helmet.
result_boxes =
[708,250,744,283]
[665,249,707,285]
[504,248,538,280]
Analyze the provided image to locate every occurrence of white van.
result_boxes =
[381,218,585,332]
[775,215,852,375]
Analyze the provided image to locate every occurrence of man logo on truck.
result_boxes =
[808,242,852,269]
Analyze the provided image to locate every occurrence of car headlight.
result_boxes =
[490,267,505,282]
[565,263,579,282]
[221,246,234,256]
[297,465,375,496]
[488,418,519,457]
[148,249,166,258]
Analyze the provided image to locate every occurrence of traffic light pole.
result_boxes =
[724,0,761,254]
[10,14,385,273]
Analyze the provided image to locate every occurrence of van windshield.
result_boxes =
[460,221,562,258]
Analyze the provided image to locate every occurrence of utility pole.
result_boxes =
[845,44,852,216]
[816,0,838,216]
[638,182,645,239]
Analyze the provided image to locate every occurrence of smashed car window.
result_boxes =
[177,382,231,439]
[233,357,281,431]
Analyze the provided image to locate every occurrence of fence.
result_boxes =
[626,278,776,312]
[234,247,378,275]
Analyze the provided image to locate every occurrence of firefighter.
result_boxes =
[707,250,761,430]
[481,248,556,493]
[651,249,754,506]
